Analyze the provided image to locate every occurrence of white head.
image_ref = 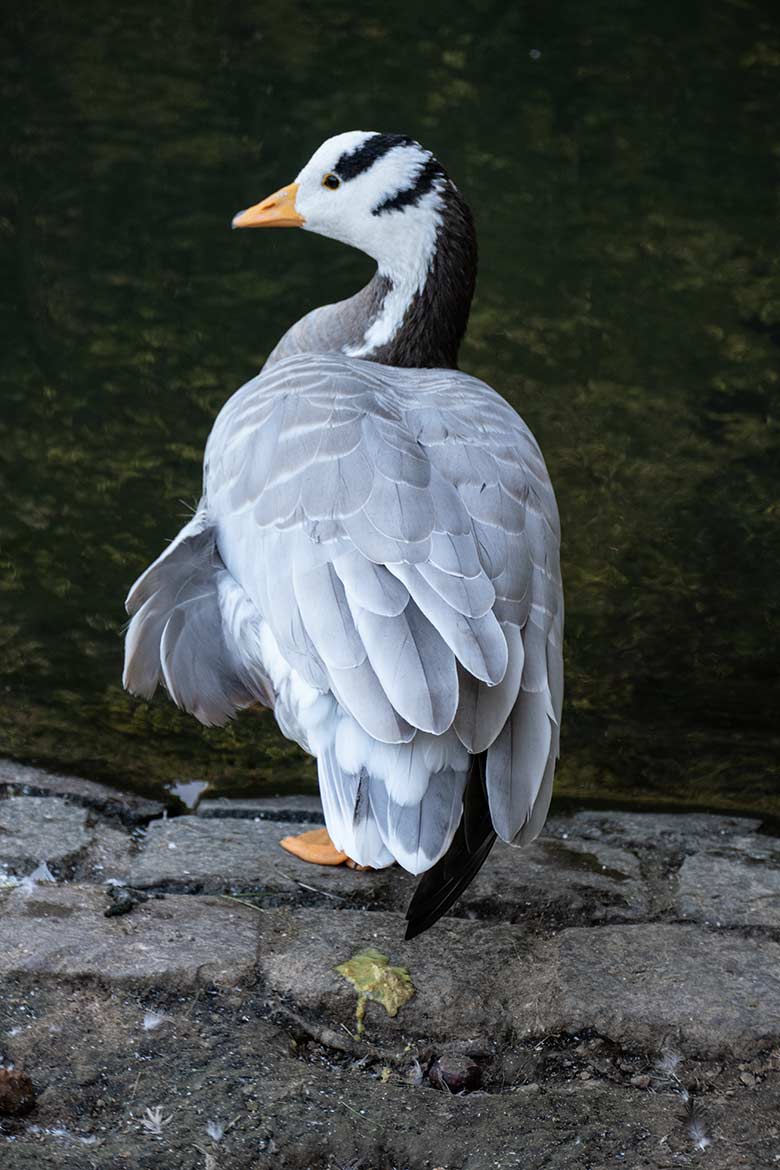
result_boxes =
[233,131,477,368]
[233,131,448,285]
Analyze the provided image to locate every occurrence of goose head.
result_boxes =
[233,132,477,370]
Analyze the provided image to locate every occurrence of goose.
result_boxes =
[123,131,563,939]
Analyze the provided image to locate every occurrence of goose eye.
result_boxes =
[322,173,340,190]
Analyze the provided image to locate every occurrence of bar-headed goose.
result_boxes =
[123,132,563,938]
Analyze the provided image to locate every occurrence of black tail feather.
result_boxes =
[404,752,496,940]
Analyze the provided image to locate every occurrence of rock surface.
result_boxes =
[676,848,780,926]
[0,797,91,871]
[0,758,163,824]
[0,883,257,988]
[0,766,778,1169]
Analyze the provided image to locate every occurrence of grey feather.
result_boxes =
[454,623,525,752]
[333,548,410,616]
[124,515,268,727]
[372,434,431,487]
[427,443,499,488]
[300,448,373,520]
[329,658,416,743]
[417,559,495,618]
[388,562,507,685]
[362,472,435,543]
[343,507,431,564]
[428,529,482,577]
[292,558,366,670]
[368,767,468,874]
[486,687,553,842]
[473,520,508,579]
[518,612,551,693]
[317,743,394,868]
[349,602,458,734]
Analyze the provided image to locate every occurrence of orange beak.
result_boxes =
[231,182,304,229]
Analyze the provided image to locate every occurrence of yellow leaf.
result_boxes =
[335,947,415,1035]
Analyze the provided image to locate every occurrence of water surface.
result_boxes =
[1,1,778,813]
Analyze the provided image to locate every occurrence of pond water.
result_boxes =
[1,1,778,814]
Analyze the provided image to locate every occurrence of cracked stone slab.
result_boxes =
[126,814,408,901]
[72,826,134,884]
[259,907,546,1043]
[126,816,649,927]
[0,883,258,988]
[549,923,780,1058]
[0,758,164,825]
[0,797,91,871]
[676,849,780,926]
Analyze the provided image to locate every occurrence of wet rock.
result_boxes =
[0,797,90,871]
[0,883,258,989]
[676,849,780,927]
[0,758,163,825]
[0,1068,35,1116]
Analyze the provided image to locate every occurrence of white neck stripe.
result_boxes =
[343,191,441,357]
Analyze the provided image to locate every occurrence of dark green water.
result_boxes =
[1,1,778,813]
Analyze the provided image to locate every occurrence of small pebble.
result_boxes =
[428,1055,482,1094]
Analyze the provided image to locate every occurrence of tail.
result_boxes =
[404,751,496,940]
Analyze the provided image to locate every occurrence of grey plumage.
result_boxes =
[125,349,562,858]
[122,512,272,725]
[123,131,564,933]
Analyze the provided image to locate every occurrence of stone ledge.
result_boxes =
[676,848,780,927]
[0,759,164,825]
[0,883,258,989]
[259,910,780,1059]
[551,922,780,1058]
[0,797,91,871]
[125,814,652,926]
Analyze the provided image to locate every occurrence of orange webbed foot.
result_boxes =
[279,826,372,868]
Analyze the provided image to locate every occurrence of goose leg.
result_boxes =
[279,827,370,869]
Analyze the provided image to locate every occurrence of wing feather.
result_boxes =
[388,563,507,685]
[292,558,366,671]
[485,688,553,843]
[454,622,525,752]
[332,548,409,616]
[349,603,458,735]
